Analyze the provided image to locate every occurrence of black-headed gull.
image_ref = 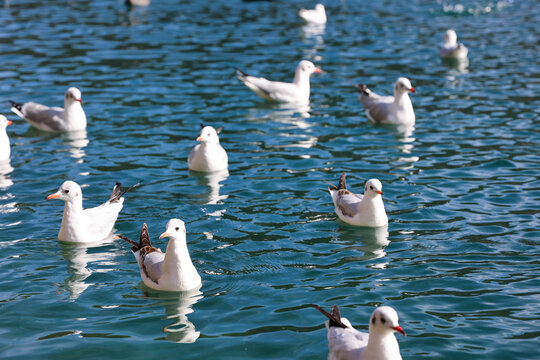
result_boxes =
[356,77,416,125]
[311,304,405,360]
[46,180,140,243]
[299,3,327,25]
[10,87,87,132]
[327,173,388,227]
[439,29,468,60]
[117,220,202,292]
[188,124,228,172]
[0,115,13,161]
[236,60,322,104]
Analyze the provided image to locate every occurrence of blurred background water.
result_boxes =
[0,0,539,358]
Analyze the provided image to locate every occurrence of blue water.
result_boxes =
[0,0,539,358]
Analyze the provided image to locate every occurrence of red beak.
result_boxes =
[377,190,383,195]
[76,99,83,104]
[409,87,416,93]
[393,325,406,336]
[314,67,322,73]
[7,120,13,126]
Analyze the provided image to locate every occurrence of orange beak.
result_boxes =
[7,120,13,126]
[377,190,383,195]
[196,136,203,141]
[46,193,61,200]
[409,87,416,93]
[393,325,406,336]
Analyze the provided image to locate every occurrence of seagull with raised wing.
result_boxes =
[10,87,87,132]
[299,3,327,24]
[327,173,388,227]
[117,220,202,292]
[356,77,416,125]
[439,29,468,60]
[46,180,140,243]
[236,60,322,104]
[311,304,405,360]
[0,115,13,161]
[188,124,228,172]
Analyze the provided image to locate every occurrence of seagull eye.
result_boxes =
[207,133,211,136]
[371,317,376,325]
[381,317,386,324]
[175,227,179,231]
[370,186,374,190]
[64,190,69,194]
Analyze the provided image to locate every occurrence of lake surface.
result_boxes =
[0,0,538,358]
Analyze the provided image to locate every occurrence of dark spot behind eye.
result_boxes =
[372,317,376,324]
[175,227,179,231]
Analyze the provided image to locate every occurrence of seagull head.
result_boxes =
[315,3,325,11]
[197,125,222,144]
[364,179,384,197]
[0,115,13,130]
[46,180,82,202]
[443,29,458,45]
[394,77,415,95]
[369,306,406,336]
[297,60,323,77]
[159,218,187,242]
[65,87,83,105]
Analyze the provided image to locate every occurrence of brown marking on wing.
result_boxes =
[139,245,163,284]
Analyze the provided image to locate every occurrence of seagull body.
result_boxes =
[299,3,327,24]
[328,173,388,227]
[118,220,202,292]
[126,0,151,6]
[0,115,13,161]
[236,60,322,104]
[10,87,87,132]
[439,29,468,60]
[357,77,416,125]
[188,125,228,172]
[311,304,405,360]
[46,180,139,243]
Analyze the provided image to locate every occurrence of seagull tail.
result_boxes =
[139,223,152,248]
[9,100,24,118]
[109,180,143,203]
[337,172,347,190]
[235,68,250,82]
[354,83,370,96]
[116,234,140,252]
[310,304,349,329]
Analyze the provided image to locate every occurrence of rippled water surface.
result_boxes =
[0,0,539,358]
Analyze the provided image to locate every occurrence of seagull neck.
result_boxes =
[364,332,401,360]
[393,91,411,107]
[162,237,196,274]
[294,71,310,87]
[63,101,86,129]
[61,197,84,231]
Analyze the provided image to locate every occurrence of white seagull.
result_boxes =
[117,220,202,292]
[439,29,468,60]
[10,87,87,132]
[236,60,322,104]
[299,3,327,25]
[327,173,388,227]
[311,304,406,360]
[126,0,151,7]
[188,124,228,172]
[46,180,140,243]
[0,115,13,161]
[356,77,416,125]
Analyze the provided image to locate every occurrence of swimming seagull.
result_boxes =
[10,87,87,132]
[117,220,202,292]
[125,0,151,7]
[311,304,405,360]
[299,3,327,25]
[236,60,322,104]
[0,115,13,161]
[355,77,416,125]
[327,173,388,227]
[46,180,141,243]
[188,124,228,172]
[439,29,468,60]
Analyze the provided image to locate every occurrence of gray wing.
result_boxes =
[240,75,299,102]
[21,102,66,131]
[359,92,393,123]
[336,192,363,217]
[142,251,165,283]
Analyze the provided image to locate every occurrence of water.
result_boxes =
[0,0,538,358]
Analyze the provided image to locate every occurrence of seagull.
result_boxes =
[236,60,322,104]
[299,3,327,25]
[0,115,13,161]
[355,77,416,125]
[327,173,388,227]
[117,220,202,292]
[311,304,405,360]
[46,180,140,243]
[10,87,87,132]
[439,29,468,60]
[126,0,151,7]
[188,124,228,172]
